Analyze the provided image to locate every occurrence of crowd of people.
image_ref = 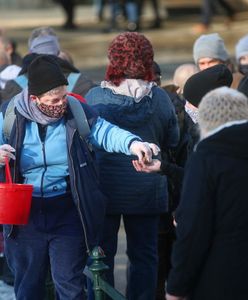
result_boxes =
[0,22,248,300]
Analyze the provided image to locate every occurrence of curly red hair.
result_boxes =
[105,32,155,86]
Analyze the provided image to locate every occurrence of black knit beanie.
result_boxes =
[28,54,68,96]
[238,75,248,97]
[183,64,233,107]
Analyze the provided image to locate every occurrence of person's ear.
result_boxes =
[30,95,38,102]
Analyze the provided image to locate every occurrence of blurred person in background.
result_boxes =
[94,0,107,22]
[194,0,235,33]
[0,34,22,66]
[152,61,162,86]
[137,0,162,29]
[54,0,76,29]
[103,0,139,32]
[172,64,198,95]
[0,50,21,91]
[0,26,96,104]
[232,34,248,89]
[193,33,230,71]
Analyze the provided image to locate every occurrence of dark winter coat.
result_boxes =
[86,85,179,214]
[167,121,248,300]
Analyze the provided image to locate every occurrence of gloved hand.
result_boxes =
[0,144,16,165]
[129,141,160,163]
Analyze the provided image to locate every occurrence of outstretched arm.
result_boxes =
[89,116,160,162]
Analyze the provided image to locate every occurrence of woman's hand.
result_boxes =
[0,144,16,165]
[129,141,160,163]
[132,158,161,173]
[165,293,186,300]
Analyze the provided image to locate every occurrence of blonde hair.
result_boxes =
[40,85,66,97]
[173,63,198,94]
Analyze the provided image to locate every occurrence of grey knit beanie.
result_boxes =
[29,35,60,56]
[235,34,248,62]
[198,87,248,133]
[193,33,229,64]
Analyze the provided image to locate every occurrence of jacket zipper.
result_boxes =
[40,140,47,197]
[69,130,90,254]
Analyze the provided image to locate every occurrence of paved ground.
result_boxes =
[0,3,248,299]
[0,280,15,300]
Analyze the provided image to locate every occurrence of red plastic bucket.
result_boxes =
[0,158,33,225]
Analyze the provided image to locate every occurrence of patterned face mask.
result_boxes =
[37,101,67,118]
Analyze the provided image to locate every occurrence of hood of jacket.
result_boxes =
[88,85,170,129]
[101,79,156,103]
[0,64,21,89]
[19,53,79,75]
[197,121,248,160]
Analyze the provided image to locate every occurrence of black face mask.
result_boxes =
[239,64,248,75]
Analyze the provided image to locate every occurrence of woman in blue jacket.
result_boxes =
[85,32,179,300]
[0,55,158,300]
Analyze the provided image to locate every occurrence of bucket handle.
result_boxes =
[5,157,13,184]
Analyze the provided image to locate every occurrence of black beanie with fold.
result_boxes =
[183,64,233,107]
[28,54,68,96]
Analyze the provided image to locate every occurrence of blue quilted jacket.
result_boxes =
[86,85,179,214]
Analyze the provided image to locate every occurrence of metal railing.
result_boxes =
[41,245,126,300]
[84,246,127,300]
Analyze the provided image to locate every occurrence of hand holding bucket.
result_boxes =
[0,144,16,166]
[0,158,33,225]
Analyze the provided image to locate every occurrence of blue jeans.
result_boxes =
[100,214,159,300]
[4,223,88,300]
[125,1,138,23]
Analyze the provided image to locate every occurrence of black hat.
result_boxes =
[238,76,248,97]
[183,64,233,107]
[153,61,161,76]
[28,54,68,96]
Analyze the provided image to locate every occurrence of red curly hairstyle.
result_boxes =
[105,32,155,86]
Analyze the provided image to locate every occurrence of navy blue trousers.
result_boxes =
[100,214,160,300]
[3,222,88,300]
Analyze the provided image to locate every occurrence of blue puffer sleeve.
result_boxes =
[89,116,141,155]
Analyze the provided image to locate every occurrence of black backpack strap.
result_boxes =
[67,96,91,138]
